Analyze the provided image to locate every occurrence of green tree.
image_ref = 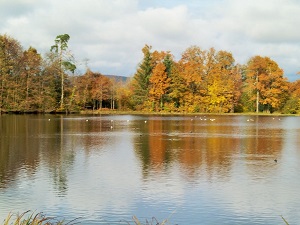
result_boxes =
[167,62,186,111]
[50,34,76,110]
[282,81,300,114]
[131,45,153,110]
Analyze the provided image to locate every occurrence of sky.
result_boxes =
[1,0,300,81]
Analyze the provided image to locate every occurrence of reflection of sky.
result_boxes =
[1,115,300,224]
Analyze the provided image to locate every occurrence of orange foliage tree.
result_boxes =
[244,56,289,113]
[148,51,172,111]
[74,69,112,110]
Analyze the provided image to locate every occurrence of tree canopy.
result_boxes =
[0,34,297,114]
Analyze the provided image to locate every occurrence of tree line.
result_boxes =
[0,33,299,114]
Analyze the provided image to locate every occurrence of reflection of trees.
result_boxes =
[133,116,284,182]
[0,115,111,194]
[0,115,41,189]
[41,116,111,195]
[241,118,283,178]
[45,116,75,196]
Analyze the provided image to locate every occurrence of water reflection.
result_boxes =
[134,116,283,183]
[0,114,300,224]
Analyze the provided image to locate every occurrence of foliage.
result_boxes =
[0,33,297,114]
[0,34,23,112]
[73,69,114,110]
[244,56,289,113]
[131,45,153,109]
[148,51,172,111]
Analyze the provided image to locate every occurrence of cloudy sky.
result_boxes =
[1,0,300,80]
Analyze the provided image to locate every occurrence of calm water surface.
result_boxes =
[0,114,300,224]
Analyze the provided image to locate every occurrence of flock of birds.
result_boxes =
[47,116,280,163]
[47,116,283,124]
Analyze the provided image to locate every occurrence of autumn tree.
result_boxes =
[74,69,93,109]
[0,34,294,114]
[282,80,300,114]
[244,56,289,113]
[41,53,63,111]
[115,79,133,110]
[93,74,111,110]
[146,51,172,111]
[178,46,206,112]
[149,62,169,111]
[167,61,187,111]
[20,47,42,111]
[74,70,112,110]
[0,35,23,112]
[206,49,241,113]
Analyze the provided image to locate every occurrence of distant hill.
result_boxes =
[104,75,130,83]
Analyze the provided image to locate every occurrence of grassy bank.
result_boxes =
[1,108,299,117]
[78,109,299,117]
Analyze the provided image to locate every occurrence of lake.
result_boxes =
[0,114,300,224]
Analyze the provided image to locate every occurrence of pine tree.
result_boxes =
[131,45,153,109]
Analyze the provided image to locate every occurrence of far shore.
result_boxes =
[0,109,299,117]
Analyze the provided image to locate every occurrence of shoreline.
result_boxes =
[0,109,298,117]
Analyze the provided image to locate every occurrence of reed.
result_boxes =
[281,216,290,225]
[1,211,78,225]
[2,211,290,225]
[130,216,169,225]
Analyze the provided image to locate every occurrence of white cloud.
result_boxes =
[219,0,300,43]
[138,6,188,39]
[1,0,300,79]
